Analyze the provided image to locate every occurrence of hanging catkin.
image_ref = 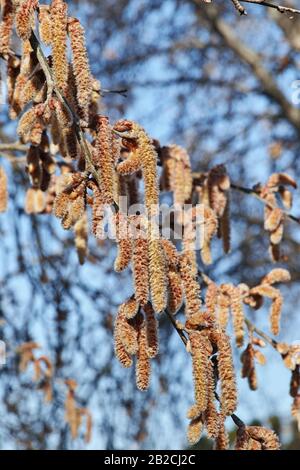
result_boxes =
[94,116,115,205]
[116,303,139,356]
[167,268,183,315]
[143,303,159,359]
[114,213,132,272]
[246,426,280,450]
[204,359,220,439]
[38,5,52,45]
[179,254,201,318]
[74,213,88,265]
[16,0,38,40]
[0,166,8,213]
[136,318,151,391]
[68,17,92,111]
[132,235,149,306]
[214,413,229,450]
[0,0,14,54]
[187,416,204,446]
[114,304,133,368]
[189,331,209,412]
[50,0,68,93]
[213,330,237,415]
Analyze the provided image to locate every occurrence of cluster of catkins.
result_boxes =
[0,0,295,450]
[18,342,92,442]
[18,341,53,402]
[257,173,297,261]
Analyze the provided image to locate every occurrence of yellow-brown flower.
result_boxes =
[50,0,68,93]
[68,17,92,111]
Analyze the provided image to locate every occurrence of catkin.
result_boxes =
[214,330,237,415]
[123,297,139,320]
[114,213,132,272]
[116,303,139,355]
[68,17,92,110]
[246,426,280,450]
[229,285,245,347]
[189,331,209,413]
[132,236,149,306]
[16,0,38,40]
[214,413,229,450]
[136,319,151,391]
[50,0,68,93]
[204,359,220,439]
[114,306,133,368]
[0,166,8,212]
[205,282,218,321]
[143,303,159,359]
[167,268,183,315]
[74,213,88,265]
[187,416,204,446]
[262,268,291,285]
[38,5,52,45]
[148,237,167,313]
[0,0,14,54]
[25,187,45,213]
[179,254,201,318]
[94,116,115,205]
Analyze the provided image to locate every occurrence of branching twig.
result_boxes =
[230,182,300,225]
[27,31,119,212]
[239,0,300,16]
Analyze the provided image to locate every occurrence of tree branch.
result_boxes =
[239,0,300,16]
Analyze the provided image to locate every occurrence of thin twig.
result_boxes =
[0,143,28,153]
[230,182,300,225]
[244,317,278,349]
[231,0,247,15]
[239,0,300,16]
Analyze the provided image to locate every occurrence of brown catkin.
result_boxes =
[94,116,115,204]
[262,268,291,285]
[68,17,92,110]
[187,416,204,446]
[132,237,149,306]
[241,344,257,391]
[114,213,132,272]
[0,0,14,54]
[50,0,68,93]
[74,213,88,265]
[270,294,283,336]
[235,427,250,450]
[205,282,218,321]
[214,413,229,450]
[0,166,8,212]
[143,303,159,359]
[229,285,245,347]
[117,303,139,356]
[38,5,52,45]
[246,426,280,450]
[114,307,133,368]
[16,0,38,40]
[217,289,230,329]
[26,145,42,188]
[167,268,183,315]
[204,359,220,439]
[25,188,45,214]
[179,254,201,318]
[161,238,179,268]
[123,297,139,320]
[136,319,151,391]
[189,331,209,413]
[148,237,167,313]
[215,331,237,415]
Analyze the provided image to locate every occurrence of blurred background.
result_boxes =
[0,0,300,449]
